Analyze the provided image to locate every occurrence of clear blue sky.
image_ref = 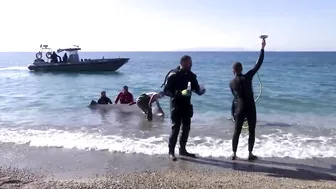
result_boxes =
[0,0,335,51]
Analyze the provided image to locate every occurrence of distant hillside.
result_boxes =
[174,47,336,52]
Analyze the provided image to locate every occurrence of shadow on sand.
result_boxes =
[179,156,336,181]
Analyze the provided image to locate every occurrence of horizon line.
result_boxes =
[0,50,335,53]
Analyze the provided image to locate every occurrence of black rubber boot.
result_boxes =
[248,154,258,161]
[169,153,177,161]
[169,148,177,161]
[231,154,237,160]
[179,148,196,158]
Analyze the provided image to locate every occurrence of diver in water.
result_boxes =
[98,91,112,104]
[136,91,165,121]
[230,39,266,161]
[163,55,206,161]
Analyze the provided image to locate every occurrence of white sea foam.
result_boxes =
[0,127,335,159]
[0,66,28,71]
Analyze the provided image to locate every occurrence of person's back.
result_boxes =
[230,73,255,106]
[136,92,160,104]
[229,38,266,161]
[145,92,156,98]
[136,91,165,121]
[145,92,164,106]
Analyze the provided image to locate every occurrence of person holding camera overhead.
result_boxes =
[230,37,266,161]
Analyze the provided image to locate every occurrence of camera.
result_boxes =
[259,35,268,39]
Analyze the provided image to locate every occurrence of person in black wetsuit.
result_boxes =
[63,53,68,63]
[50,51,61,63]
[230,39,266,161]
[97,91,112,104]
[163,55,206,161]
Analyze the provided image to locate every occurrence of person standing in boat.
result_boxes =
[50,51,61,63]
[114,86,135,105]
[63,53,68,63]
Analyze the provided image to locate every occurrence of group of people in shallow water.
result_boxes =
[96,86,165,121]
[95,39,267,162]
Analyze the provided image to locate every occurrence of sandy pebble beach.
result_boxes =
[0,145,335,188]
[1,166,336,189]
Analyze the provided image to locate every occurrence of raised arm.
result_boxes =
[246,39,266,77]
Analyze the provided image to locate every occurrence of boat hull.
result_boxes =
[28,58,129,72]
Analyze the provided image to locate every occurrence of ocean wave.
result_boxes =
[0,66,28,71]
[0,128,335,159]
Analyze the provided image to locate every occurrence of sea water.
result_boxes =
[0,51,335,159]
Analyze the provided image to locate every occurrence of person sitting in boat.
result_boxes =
[115,86,135,105]
[98,91,112,104]
[136,91,165,121]
[63,53,68,63]
[50,51,61,63]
